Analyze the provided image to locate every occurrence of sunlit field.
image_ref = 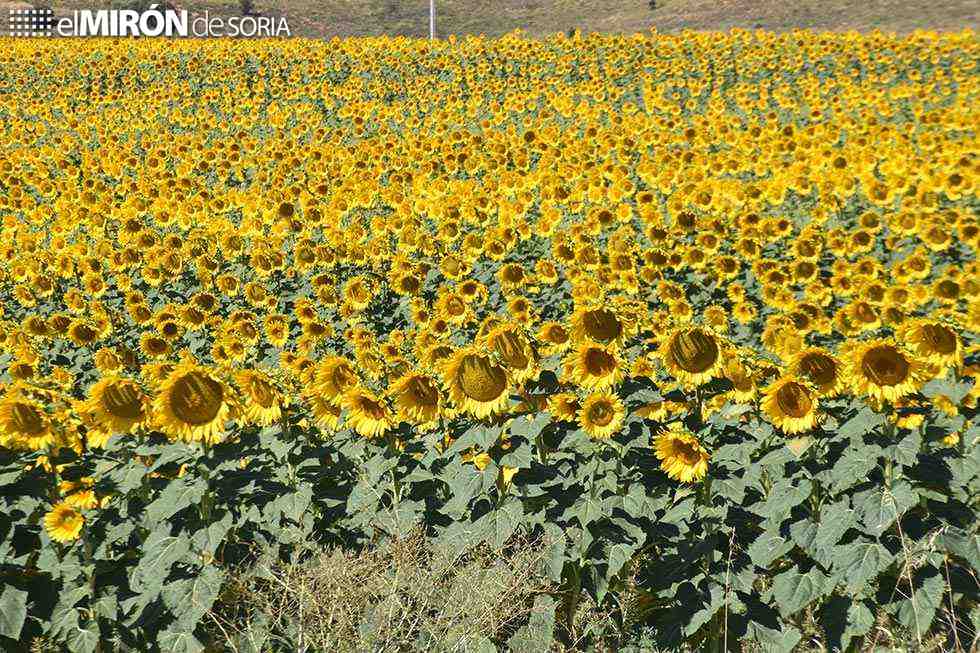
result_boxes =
[0,31,978,651]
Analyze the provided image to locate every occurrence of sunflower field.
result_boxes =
[0,29,978,652]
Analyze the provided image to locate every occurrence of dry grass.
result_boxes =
[18,0,980,37]
[207,529,558,652]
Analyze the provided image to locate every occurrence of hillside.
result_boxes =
[18,0,980,38]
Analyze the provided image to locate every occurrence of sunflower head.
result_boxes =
[485,324,537,382]
[443,348,511,419]
[791,348,844,397]
[578,392,625,440]
[44,501,84,544]
[343,387,393,438]
[571,306,626,346]
[235,370,282,427]
[566,342,623,390]
[0,392,55,451]
[848,339,926,404]
[314,356,360,406]
[391,372,442,429]
[659,326,724,387]
[762,376,819,434]
[85,375,149,435]
[654,426,709,483]
[154,363,232,445]
[901,320,962,370]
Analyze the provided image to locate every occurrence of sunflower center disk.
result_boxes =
[799,354,836,387]
[584,348,616,376]
[776,382,813,418]
[588,402,614,427]
[583,309,622,343]
[103,383,145,420]
[458,355,507,402]
[670,330,719,373]
[170,373,224,425]
[674,441,701,465]
[922,324,956,354]
[10,403,46,435]
[861,346,910,387]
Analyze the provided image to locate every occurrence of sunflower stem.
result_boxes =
[200,439,213,522]
[83,531,103,653]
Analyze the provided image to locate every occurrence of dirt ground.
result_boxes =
[6,0,979,38]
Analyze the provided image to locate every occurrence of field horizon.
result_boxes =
[2,0,978,38]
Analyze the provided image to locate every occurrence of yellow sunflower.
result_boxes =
[84,375,149,434]
[44,501,84,544]
[789,348,845,397]
[654,426,709,483]
[724,360,758,404]
[443,348,511,419]
[0,392,55,451]
[578,392,625,439]
[485,323,538,383]
[235,370,283,427]
[305,392,343,433]
[60,478,99,510]
[899,319,962,370]
[537,321,572,355]
[154,363,233,445]
[847,339,927,403]
[343,386,393,438]
[659,326,725,387]
[547,393,580,422]
[390,372,442,430]
[762,377,819,434]
[565,342,623,390]
[570,306,627,346]
[314,356,360,406]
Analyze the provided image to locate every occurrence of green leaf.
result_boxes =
[607,542,633,580]
[771,568,830,617]
[498,440,532,469]
[888,429,922,466]
[745,621,802,653]
[828,447,878,494]
[834,541,892,594]
[131,527,191,597]
[785,437,812,458]
[752,479,808,523]
[191,511,233,556]
[146,476,207,523]
[163,565,224,630]
[859,480,918,537]
[508,411,551,439]
[895,567,945,638]
[473,497,523,549]
[570,492,603,528]
[748,532,793,568]
[847,599,875,636]
[542,523,566,583]
[507,594,555,651]
[66,621,100,653]
[815,501,856,550]
[921,377,973,403]
[838,407,885,443]
[441,468,483,520]
[940,528,980,574]
[280,484,313,523]
[0,585,28,640]
[158,628,205,653]
[447,424,502,456]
